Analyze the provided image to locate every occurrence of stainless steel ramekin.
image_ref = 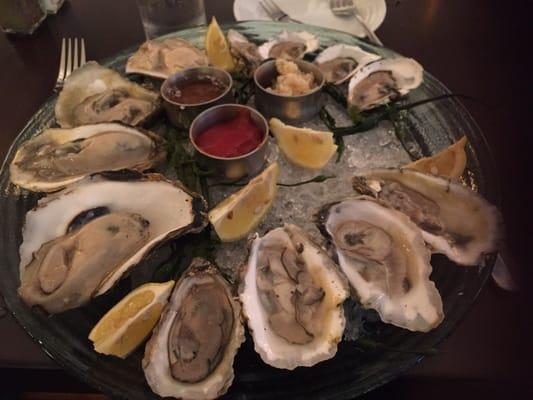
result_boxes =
[161,67,234,129]
[189,104,269,181]
[254,59,325,124]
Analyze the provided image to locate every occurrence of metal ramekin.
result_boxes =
[161,67,234,129]
[254,59,325,124]
[189,104,269,181]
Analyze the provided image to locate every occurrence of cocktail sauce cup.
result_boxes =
[161,66,234,129]
[189,104,269,181]
[254,59,325,124]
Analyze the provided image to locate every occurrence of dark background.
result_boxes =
[0,0,531,398]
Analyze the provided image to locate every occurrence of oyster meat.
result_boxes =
[347,57,423,111]
[258,31,319,60]
[18,173,207,313]
[227,29,261,75]
[353,168,502,266]
[10,123,165,192]
[55,62,160,128]
[143,258,244,400]
[316,197,444,332]
[126,37,209,79]
[315,44,381,84]
[240,224,349,369]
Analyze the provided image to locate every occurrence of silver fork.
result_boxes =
[259,0,300,23]
[55,37,86,91]
[329,0,383,46]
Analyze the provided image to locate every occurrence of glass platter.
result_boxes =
[0,21,499,399]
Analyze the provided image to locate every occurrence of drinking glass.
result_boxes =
[136,0,206,39]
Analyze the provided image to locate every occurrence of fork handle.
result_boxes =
[354,13,383,46]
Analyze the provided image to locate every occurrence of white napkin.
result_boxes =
[272,0,386,38]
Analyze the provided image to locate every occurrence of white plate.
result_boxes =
[233,0,387,38]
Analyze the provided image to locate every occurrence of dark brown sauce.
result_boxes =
[164,76,227,104]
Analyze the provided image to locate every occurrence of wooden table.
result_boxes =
[0,0,530,398]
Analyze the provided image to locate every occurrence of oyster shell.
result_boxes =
[258,31,319,60]
[314,44,381,84]
[10,123,166,192]
[18,172,207,313]
[352,168,502,266]
[227,29,261,76]
[239,224,349,370]
[126,37,209,79]
[347,57,423,111]
[143,258,244,400]
[55,62,161,128]
[315,197,444,332]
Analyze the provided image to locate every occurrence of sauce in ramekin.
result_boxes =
[194,109,264,158]
[163,76,227,104]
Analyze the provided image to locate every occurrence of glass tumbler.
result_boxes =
[136,0,206,40]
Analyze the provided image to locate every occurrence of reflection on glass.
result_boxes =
[136,0,207,39]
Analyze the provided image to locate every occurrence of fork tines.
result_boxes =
[55,37,86,91]
[260,0,287,21]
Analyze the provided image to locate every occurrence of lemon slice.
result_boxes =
[205,16,235,72]
[406,136,468,179]
[269,118,338,170]
[89,280,174,358]
[209,163,279,242]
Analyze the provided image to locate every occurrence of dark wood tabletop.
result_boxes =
[0,0,530,398]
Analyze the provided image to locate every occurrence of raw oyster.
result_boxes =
[258,31,319,60]
[315,197,444,332]
[227,29,261,75]
[314,44,381,84]
[10,123,166,192]
[352,168,502,266]
[347,57,423,111]
[239,224,349,370]
[126,37,209,79]
[18,172,207,313]
[143,258,244,400]
[55,62,160,128]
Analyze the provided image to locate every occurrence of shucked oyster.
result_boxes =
[10,123,165,192]
[18,172,207,313]
[143,258,244,400]
[126,37,209,79]
[315,197,444,332]
[258,31,319,60]
[240,224,349,370]
[55,62,160,128]
[352,168,502,266]
[347,57,423,111]
[315,44,381,85]
[227,29,261,76]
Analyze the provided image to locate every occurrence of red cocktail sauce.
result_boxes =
[194,109,264,158]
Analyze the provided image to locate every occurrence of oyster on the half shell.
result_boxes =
[143,258,244,400]
[10,123,166,192]
[347,57,423,111]
[315,197,444,332]
[126,37,209,79]
[227,29,262,76]
[55,62,161,128]
[258,31,319,60]
[239,224,349,370]
[352,168,502,266]
[18,172,207,313]
[314,44,381,85]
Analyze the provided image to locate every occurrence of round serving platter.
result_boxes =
[0,21,498,399]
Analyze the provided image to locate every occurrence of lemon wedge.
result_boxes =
[209,163,279,242]
[269,118,338,169]
[205,16,235,72]
[89,280,174,358]
[406,136,468,179]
